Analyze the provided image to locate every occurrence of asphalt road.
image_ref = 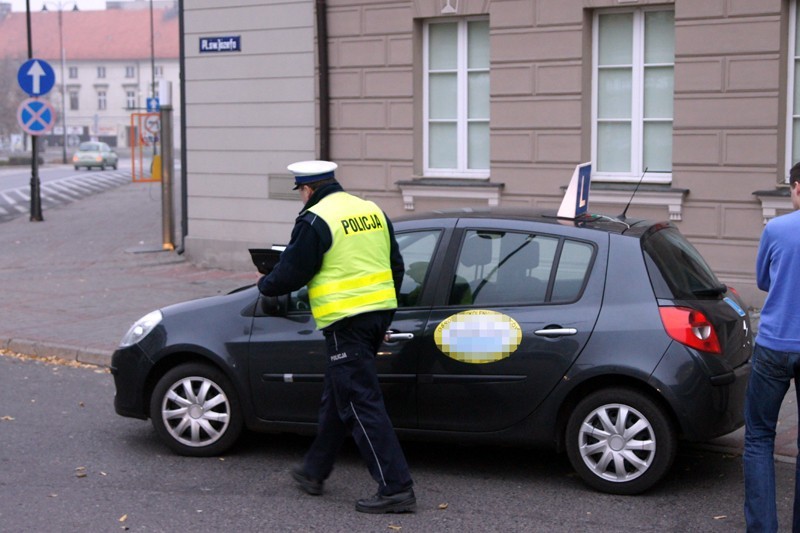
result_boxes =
[2,353,796,532]
[0,164,133,223]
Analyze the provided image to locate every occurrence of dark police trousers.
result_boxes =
[302,310,413,496]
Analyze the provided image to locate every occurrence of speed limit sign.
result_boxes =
[142,113,160,145]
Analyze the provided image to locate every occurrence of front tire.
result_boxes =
[565,388,676,495]
[150,362,243,457]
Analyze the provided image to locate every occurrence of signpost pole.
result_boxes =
[25,0,43,221]
[159,81,174,250]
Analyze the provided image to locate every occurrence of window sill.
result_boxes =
[753,187,792,224]
[588,183,688,221]
[396,178,504,211]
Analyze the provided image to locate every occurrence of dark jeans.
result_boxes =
[744,343,800,532]
[302,310,413,496]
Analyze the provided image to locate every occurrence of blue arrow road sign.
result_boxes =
[146,97,160,112]
[17,59,56,96]
[17,98,56,136]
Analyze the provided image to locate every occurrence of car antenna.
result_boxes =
[619,167,648,221]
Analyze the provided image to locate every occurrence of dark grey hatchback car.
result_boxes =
[111,208,752,495]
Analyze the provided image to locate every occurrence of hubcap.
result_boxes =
[161,376,230,448]
[577,403,655,483]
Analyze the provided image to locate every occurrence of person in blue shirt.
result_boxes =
[744,163,800,532]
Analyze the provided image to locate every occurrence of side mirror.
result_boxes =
[260,294,289,316]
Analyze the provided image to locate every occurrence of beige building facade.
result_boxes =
[181,0,797,310]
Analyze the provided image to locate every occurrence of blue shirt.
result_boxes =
[755,208,800,352]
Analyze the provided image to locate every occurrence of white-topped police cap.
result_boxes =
[288,160,338,189]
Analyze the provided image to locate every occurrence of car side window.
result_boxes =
[396,230,442,307]
[551,240,594,303]
[451,231,559,306]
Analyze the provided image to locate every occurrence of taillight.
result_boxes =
[659,306,721,354]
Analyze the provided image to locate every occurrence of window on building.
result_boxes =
[68,66,78,79]
[97,66,106,79]
[125,66,136,78]
[126,90,136,110]
[423,18,490,178]
[69,91,79,111]
[592,8,674,183]
[98,90,107,110]
[154,65,164,78]
[787,1,800,180]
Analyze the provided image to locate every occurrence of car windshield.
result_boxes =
[642,227,723,300]
[78,142,101,151]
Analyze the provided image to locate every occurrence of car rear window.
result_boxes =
[79,142,100,151]
[642,227,722,300]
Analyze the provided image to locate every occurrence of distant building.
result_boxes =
[0,2,179,152]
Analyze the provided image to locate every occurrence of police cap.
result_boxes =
[288,160,338,190]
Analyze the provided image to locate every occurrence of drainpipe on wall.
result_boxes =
[176,0,188,255]
[316,0,330,161]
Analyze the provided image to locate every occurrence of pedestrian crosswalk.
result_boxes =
[0,171,132,223]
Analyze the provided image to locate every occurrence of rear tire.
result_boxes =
[150,362,243,457]
[565,387,676,495]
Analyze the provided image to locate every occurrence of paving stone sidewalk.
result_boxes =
[0,179,258,365]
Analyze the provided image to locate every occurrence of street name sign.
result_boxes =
[199,36,242,53]
[17,59,56,97]
[17,98,56,136]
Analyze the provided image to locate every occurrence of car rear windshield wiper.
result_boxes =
[692,284,727,297]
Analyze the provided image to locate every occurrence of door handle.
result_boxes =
[385,332,414,342]
[534,327,577,337]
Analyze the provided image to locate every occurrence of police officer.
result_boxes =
[257,160,415,514]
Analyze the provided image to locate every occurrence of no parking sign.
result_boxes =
[17,98,56,136]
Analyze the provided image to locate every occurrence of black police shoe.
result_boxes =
[291,466,323,496]
[355,488,416,514]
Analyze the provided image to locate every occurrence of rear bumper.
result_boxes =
[651,344,751,441]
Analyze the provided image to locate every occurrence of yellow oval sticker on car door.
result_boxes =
[434,310,522,364]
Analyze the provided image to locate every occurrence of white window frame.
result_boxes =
[786,0,799,182]
[68,66,78,79]
[125,66,136,78]
[125,90,136,110]
[423,17,490,179]
[591,7,674,184]
[97,90,107,111]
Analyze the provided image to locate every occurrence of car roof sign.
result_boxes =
[557,162,591,220]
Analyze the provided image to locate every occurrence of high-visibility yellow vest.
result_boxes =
[306,192,398,329]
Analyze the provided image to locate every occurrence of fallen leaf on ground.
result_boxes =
[119,514,128,523]
[438,503,448,510]
[1,416,14,421]
[713,516,727,520]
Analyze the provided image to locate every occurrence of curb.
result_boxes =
[1,336,112,368]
